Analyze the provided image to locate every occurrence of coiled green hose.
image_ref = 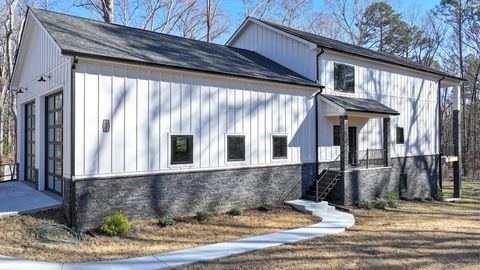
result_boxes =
[35,224,84,244]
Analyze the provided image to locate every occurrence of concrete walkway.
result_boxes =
[0,181,61,218]
[0,199,354,270]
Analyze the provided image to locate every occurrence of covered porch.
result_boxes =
[320,94,400,172]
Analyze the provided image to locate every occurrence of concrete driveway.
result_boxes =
[0,181,61,218]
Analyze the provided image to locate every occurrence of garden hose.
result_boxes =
[35,224,84,244]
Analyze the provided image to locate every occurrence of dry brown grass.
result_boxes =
[0,205,319,262]
[178,180,480,270]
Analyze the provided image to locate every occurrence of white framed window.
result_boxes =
[225,134,246,163]
[168,133,194,167]
[271,134,288,160]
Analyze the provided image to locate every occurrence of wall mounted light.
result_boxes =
[102,119,110,133]
[38,74,51,82]
[10,87,26,94]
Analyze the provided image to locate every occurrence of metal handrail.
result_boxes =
[316,154,342,202]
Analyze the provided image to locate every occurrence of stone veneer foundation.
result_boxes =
[327,155,440,205]
[64,163,317,229]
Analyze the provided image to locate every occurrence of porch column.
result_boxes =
[453,85,462,198]
[339,115,349,171]
[383,117,390,166]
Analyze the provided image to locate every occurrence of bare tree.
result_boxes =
[74,0,114,23]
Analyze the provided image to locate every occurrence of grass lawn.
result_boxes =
[0,205,319,262]
[178,180,480,270]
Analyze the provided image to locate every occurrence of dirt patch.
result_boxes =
[0,205,319,262]
[178,181,480,270]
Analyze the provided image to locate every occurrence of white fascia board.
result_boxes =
[226,17,317,50]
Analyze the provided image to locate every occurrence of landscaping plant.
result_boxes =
[228,207,243,216]
[100,212,130,236]
[433,191,444,201]
[158,215,175,227]
[372,199,388,210]
[258,203,273,212]
[195,211,210,222]
[358,200,372,209]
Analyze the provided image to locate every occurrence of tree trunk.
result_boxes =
[103,0,114,23]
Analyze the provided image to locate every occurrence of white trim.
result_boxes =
[271,133,289,161]
[226,18,317,49]
[167,132,195,169]
[225,133,247,165]
[73,161,305,180]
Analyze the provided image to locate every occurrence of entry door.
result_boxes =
[348,127,357,165]
[45,91,63,195]
[25,102,36,183]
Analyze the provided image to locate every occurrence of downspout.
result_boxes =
[70,56,78,228]
[438,75,445,191]
[315,47,325,180]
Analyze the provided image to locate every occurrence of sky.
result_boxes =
[48,0,441,44]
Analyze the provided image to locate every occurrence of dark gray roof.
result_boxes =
[31,8,319,88]
[256,19,463,81]
[321,94,399,115]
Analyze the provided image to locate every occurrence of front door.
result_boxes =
[45,91,63,195]
[25,102,36,184]
[348,126,357,165]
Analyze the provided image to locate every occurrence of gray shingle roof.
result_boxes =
[321,94,399,115]
[31,8,319,88]
[256,19,463,81]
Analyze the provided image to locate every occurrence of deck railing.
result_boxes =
[349,149,387,169]
[0,163,18,182]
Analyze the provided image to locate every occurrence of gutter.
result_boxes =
[315,48,325,179]
[438,75,445,191]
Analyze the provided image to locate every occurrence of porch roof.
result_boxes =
[321,94,400,116]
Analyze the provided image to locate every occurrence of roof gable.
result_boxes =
[31,8,319,88]
[230,17,462,81]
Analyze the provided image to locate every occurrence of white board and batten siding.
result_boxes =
[14,12,72,184]
[74,59,318,178]
[230,21,317,81]
[318,51,440,160]
[229,20,440,161]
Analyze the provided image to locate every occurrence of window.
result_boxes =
[227,135,245,162]
[396,127,404,144]
[272,135,288,159]
[171,135,193,164]
[334,63,355,93]
[333,125,340,146]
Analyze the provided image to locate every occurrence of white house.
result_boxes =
[11,9,463,228]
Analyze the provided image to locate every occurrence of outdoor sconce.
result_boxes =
[11,87,26,94]
[102,119,110,133]
[38,74,51,82]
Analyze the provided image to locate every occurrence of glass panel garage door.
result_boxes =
[25,102,36,183]
[46,91,63,195]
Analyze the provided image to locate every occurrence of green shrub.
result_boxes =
[389,191,400,201]
[158,215,175,227]
[195,211,210,223]
[227,207,243,216]
[386,198,399,208]
[100,212,130,236]
[372,199,388,210]
[433,191,444,201]
[358,200,372,210]
[257,203,273,212]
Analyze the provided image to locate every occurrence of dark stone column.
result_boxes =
[339,115,349,171]
[453,109,462,198]
[383,117,390,166]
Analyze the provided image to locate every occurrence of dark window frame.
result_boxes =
[25,101,36,184]
[333,125,340,146]
[45,91,63,195]
[227,135,246,162]
[272,135,288,159]
[396,127,405,144]
[334,63,355,93]
[170,134,194,165]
